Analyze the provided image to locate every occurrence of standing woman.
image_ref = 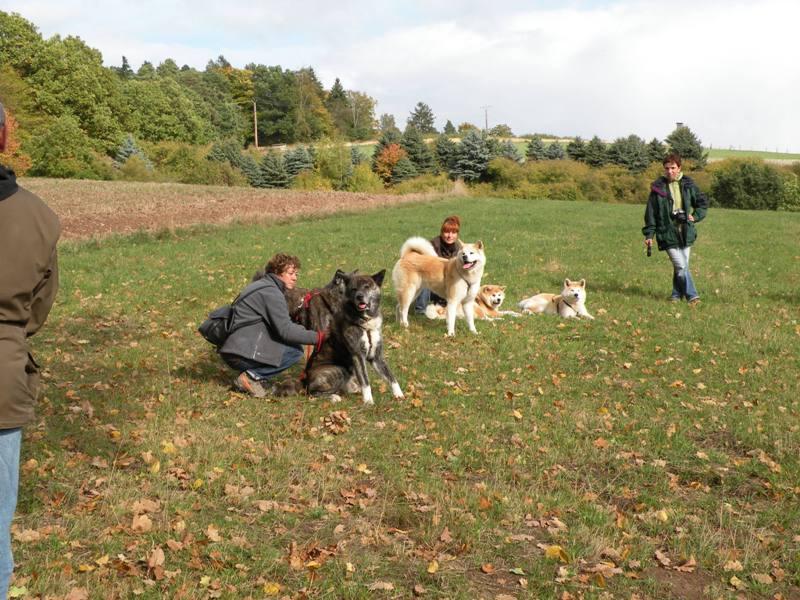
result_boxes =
[414,215,462,314]
[643,154,708,304]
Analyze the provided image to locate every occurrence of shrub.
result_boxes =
[709,158,783,210]
[290,170,333,191]
[777,169,800,211]
[486,157,526,189]
[118,154,155,181]
[392,173,454,195]
[346,163,384,193]
[27,114,109,179]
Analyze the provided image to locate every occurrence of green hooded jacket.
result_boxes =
[642,174,708,250]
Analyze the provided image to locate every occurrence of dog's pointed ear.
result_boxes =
[476,240,484,250]
[500,286,506,291]
[564,278,572,288]
[334,269,348,286]
[580,279,586,287]
[371,269,386,287]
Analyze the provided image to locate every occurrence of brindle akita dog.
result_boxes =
[282,269,347,331]
[277,270,404,405]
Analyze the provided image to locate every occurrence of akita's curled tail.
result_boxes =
[399,236,437,258]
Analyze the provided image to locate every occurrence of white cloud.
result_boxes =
[3,0,799,150]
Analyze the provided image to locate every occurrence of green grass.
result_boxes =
[707,148,800,161]
[13,197,800,598]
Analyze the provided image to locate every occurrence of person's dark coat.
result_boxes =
[0,166,60,429]
[220,273,318,366]
[642,175,708,251]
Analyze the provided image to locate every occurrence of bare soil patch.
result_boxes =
[21,178,440,241]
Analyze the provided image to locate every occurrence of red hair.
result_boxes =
[440,215,461,235]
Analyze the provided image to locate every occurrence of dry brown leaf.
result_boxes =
[481,563,495,574]
[729,575,746,590]
[427,560,439,574]
[751,573,773,585]
[673,556,696,573]
[148,547,165,569]
[12,529,41,543]
[205,524,222,542]
[723,560,743,572]
[367,581,395,591]
[439,527,453,544]
[131,514,153,533]
[64,588,89,600]
[654,549,671,567]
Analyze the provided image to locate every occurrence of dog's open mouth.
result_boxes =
[357,302,368,311]
[463,261,476,270]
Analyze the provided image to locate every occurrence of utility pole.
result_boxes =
[253,100,259,148]
[481,105,491,132]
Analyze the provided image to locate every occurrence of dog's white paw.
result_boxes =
[362,387,374,405]
[391,382,404,398]
[330,394,342,403]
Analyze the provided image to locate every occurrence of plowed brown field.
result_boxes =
[21,178,438,240]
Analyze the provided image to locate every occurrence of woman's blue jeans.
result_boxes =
[221,345,304,381]
[0,428,21,598]
[666,246,699,300]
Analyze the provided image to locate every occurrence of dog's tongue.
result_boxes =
[463,261,475,269]
[358,302,368,310]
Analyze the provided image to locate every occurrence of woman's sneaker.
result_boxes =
[233,372,266,397]
[688,297,701,306]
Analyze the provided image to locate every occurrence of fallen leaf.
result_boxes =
[481,563,495,574]
[205,524,222,542]
[655,549,671,567]
[64,588,89,600]
[131,514,153,533]
[723,560,743,572]
[367,581,395,591]
[263,582,281,595]
[148,547,165,568]
[729,575,746,590]
[427,560,439,574]
[673,556,696,573]
[12,529,41,543]
[751,573,773,585]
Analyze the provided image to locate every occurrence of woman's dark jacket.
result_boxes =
[642,175,708,251]
[220,274,317,366]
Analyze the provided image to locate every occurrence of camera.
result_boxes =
[672,210,688,224]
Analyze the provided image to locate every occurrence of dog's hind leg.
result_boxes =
[306,365,348,398]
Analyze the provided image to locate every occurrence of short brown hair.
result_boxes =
[440,215,461,235]
[266,253,301,275]
[663,153,682,167]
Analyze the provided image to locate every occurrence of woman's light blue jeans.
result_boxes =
[1,428,22,598]
[666,246,699,301]
[222,345,304,381]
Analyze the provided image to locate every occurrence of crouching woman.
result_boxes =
[219,253,324,397]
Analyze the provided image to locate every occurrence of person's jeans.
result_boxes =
[1,428,22,599]
[414,288,432,313]
[666,246,699,300]
[222,345,304,381]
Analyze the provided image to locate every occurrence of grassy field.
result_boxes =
[707,148,800,162]
[12,197,800,599]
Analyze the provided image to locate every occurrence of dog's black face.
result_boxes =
[343,270,385,319]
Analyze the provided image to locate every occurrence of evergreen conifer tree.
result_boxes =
[401,126,436,174]
[565,137,586,161]
[350,146,363,166]
[665,125,707,166]
[607,135,649,172]
[545,141,565,160]
[284,146,314,177]
[452,130,490,182]
[434,134,458,173]
[498,140,523,162]
[583,136,608,167]
[525,135,547,161]
[259,152,290,188]
[391,156,418,184]
[646,138,667,164]
[407,101,437,134]
[114,134,152,170]
[239,154,262,187]
[443,120,456,136]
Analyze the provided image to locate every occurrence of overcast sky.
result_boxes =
[3,0,798,151]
